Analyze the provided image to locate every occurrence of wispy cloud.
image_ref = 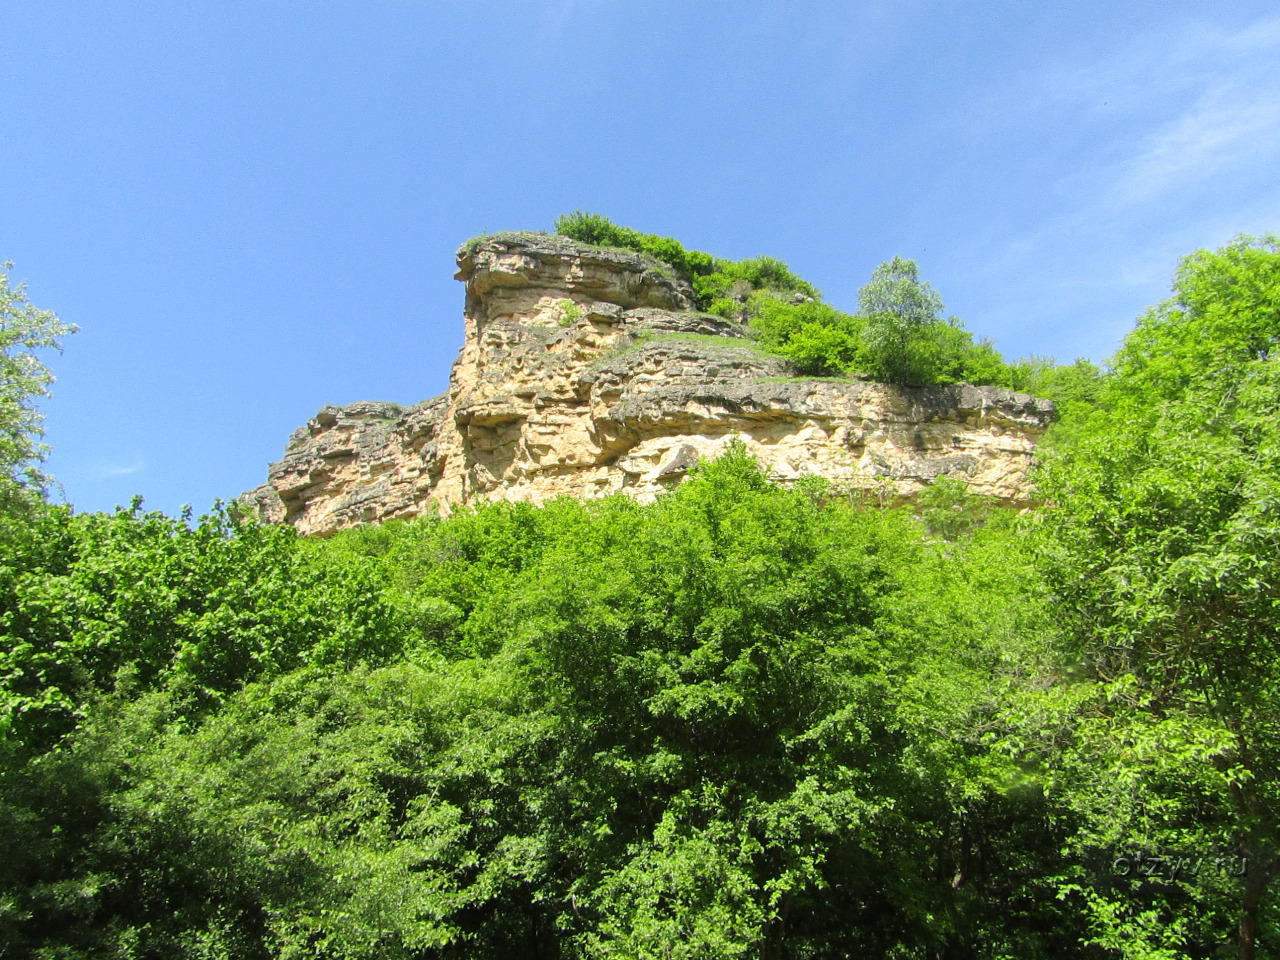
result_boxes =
[949,14,1280,361]
[529,0,616,49]
[534,0,579,46]
[1100,42,1280,209]
[93,459,145,479]
[1008,14,1280,214]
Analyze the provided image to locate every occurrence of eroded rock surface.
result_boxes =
[246,232,1055,535]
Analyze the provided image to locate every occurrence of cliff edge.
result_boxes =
[245,233,1054,535]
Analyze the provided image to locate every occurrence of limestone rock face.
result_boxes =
[247,232,1055,536]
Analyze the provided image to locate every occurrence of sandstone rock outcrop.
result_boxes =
[245,232,1055,536]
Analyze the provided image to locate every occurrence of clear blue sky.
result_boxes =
[4,1,1278,516]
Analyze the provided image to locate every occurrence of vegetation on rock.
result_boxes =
[554,211,1101,403]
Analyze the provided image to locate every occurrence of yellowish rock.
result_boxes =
[243,232,1054,536]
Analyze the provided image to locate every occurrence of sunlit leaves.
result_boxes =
[0,262,76,510]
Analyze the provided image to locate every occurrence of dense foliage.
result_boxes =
[2,456,1082,959]
[1034,235,1280,959]
[2,234,1278,958]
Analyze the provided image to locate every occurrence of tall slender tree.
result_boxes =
[857,255,945,383]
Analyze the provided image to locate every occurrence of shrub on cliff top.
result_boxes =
[553,211,814,313]
[554,210,715,285]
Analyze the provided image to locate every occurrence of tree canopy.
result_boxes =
[1035,234,1280,959]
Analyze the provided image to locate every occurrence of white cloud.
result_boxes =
[1009,14,1280,208]
[93,459,145,479]
[1102,63,1280,208]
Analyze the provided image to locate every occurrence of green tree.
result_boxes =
[1038,234,1280,959]
[0,501,403,756]
[0,262,75,512]
[858,255,944,383]
[853,256,1018,386]
[3,442,1091,958]
[750,298,865,376]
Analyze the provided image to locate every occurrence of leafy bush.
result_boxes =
[1,446,1090,958]
[554,210,717,289]
[554,211,815,314]
[694,255,820,317]
[916,475,991,540]
[0,500,402,755]
[750,297,864,375]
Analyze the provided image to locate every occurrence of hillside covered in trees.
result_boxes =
[2,229,1279,959]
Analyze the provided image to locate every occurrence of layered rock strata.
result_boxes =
[245,232,1055,536]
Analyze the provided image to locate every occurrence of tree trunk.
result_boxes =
[1240,868,1263,960]
[1238,847,1277,960]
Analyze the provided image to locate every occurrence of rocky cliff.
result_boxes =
[245,232,1055,536]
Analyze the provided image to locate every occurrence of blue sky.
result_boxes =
[3,1,1279,516]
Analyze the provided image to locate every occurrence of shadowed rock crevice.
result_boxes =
[245,233,1055,535]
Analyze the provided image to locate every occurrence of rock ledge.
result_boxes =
[245,234,1054,535]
